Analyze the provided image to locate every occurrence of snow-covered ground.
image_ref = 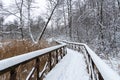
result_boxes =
[44,49,89,80]
[104,58,120,75]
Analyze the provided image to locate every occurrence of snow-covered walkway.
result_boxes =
[44,48,89,80]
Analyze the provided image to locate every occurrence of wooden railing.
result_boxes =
[62,41,120,80]
[0,43,66,80]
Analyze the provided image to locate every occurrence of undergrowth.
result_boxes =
[0,39,49,60]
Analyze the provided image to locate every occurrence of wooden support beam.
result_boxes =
[36,58,40,80]
[10,69,16,80]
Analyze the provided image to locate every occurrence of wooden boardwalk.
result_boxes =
[0,41,120,80]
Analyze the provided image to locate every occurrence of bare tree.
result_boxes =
[26,0,36,43]
[15,0,25,39]
[37,0,60,42]
[67,0,72,39]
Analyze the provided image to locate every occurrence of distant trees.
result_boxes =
[0,0,42,42]
[0,0,120,57]
[0,0,25,39]
[47,0,120,57]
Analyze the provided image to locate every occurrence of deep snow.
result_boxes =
[44,48,89,80]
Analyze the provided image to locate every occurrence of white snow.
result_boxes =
[26,67,35,80]
[44,48,89,80]
[47,38,53,43]
[103,58,120,75]
[39,62,48,77]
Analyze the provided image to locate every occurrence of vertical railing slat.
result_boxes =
[36,58,40,80]
[49,53,52,70]
[10,68,16,80]
[56,50,58,64]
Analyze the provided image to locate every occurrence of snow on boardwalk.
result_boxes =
[44,48,89,80]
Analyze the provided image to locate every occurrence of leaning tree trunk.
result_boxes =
[37,0,60,43]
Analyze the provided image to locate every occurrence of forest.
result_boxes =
[0,0,120,59]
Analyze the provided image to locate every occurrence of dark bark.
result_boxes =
[67,0,72,39]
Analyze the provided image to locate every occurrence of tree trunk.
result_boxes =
[27,0,36,43]
[67,0,72,39]
[19,0,24,39]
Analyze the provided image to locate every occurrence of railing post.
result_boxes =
[10,68,17,80]
[72,44,74,49]
[89,58,96,80]
[65,46,67,55]
[36,58,40,80]
[49,53,52,70]
[63,46,67,56]
[56,50,58,64]
[60,48,63,59]
[75,44,77,50]
[92,60,95,79]
[98,72,104,80]
[78,46,81,52]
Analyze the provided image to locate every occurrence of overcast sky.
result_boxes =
[1,0,47,23]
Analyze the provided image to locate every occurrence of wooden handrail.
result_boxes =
[0,43,66,80]
[62,40,120,80]
[1,40,120,80]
